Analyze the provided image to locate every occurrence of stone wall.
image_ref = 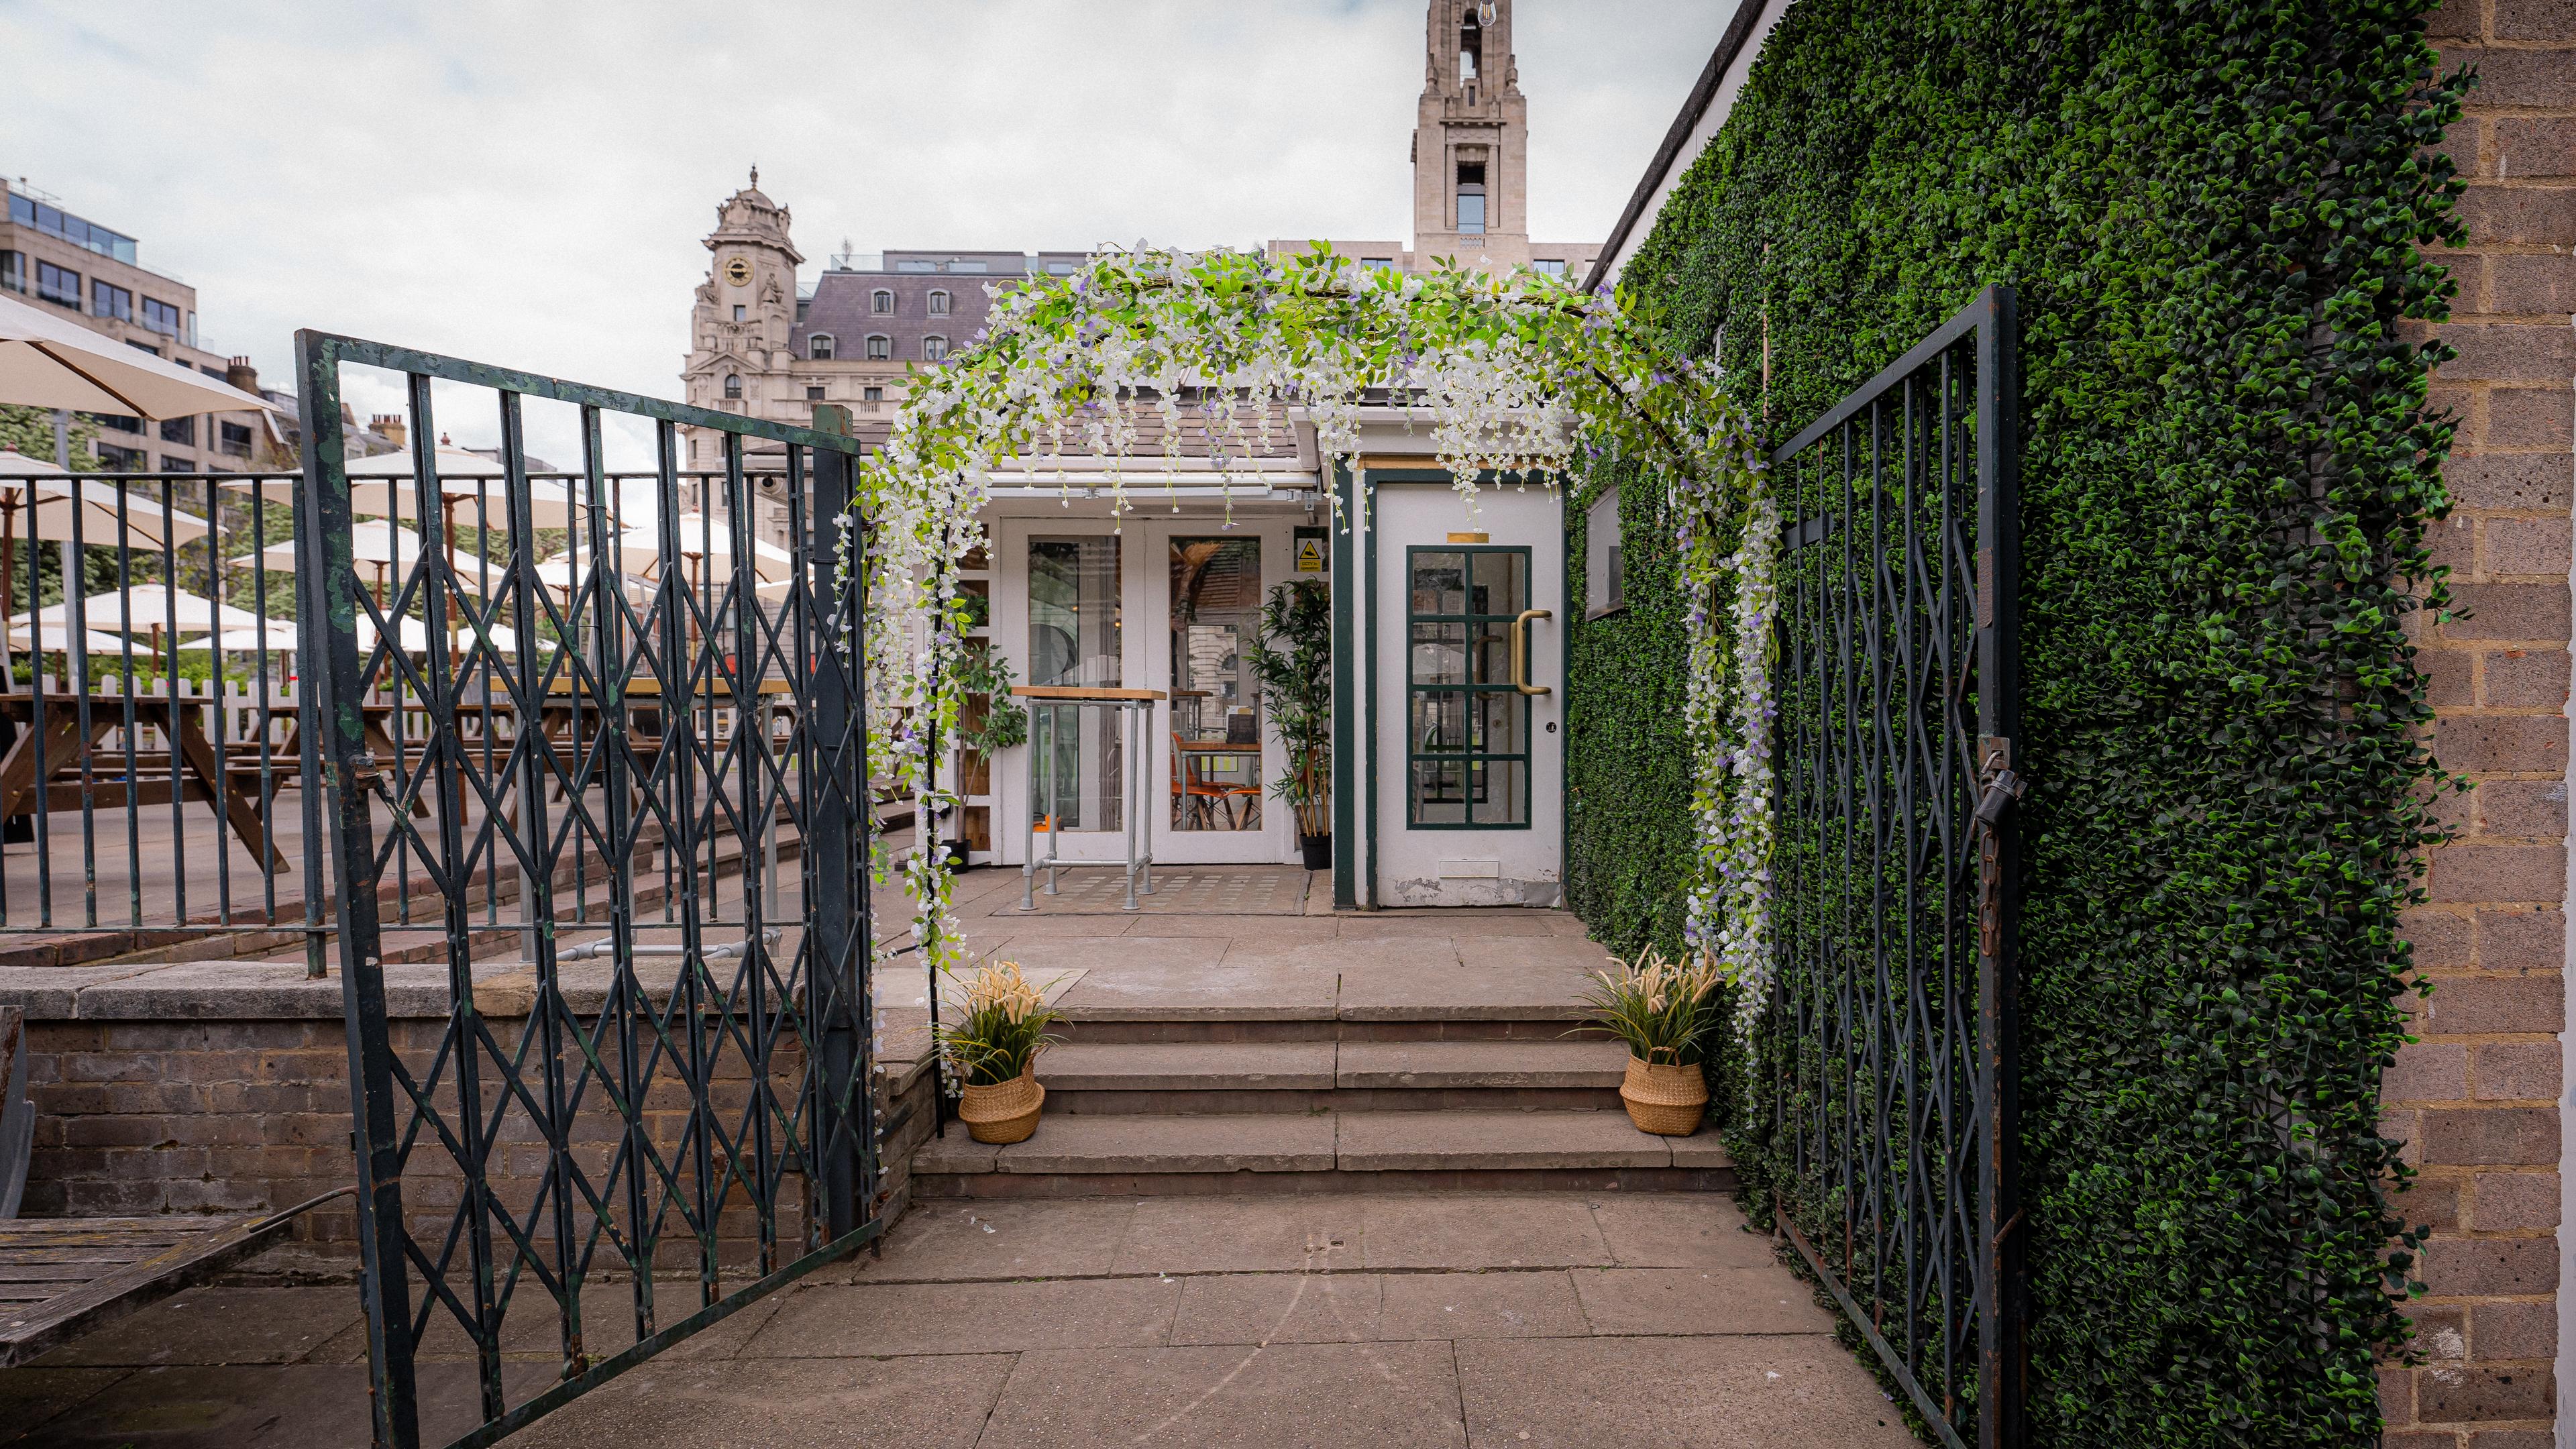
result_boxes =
[2384,3,2576,1443]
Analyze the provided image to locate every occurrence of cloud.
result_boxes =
[1,1,1723,464]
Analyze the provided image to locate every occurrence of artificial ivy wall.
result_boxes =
[1566,1,2467,1442]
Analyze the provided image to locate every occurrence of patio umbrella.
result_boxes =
[0,475,209,549]
[235,520,494,596]
[0,292,275,420]
[233,444,596,530]
[579,515,798,595]
[8,622,148,655]
[13,584,260,636]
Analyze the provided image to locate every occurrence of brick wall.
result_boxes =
[2385,2,2576,1443]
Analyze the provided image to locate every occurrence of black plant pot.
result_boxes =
[942,839,974,871]
[1299,833,1332,871]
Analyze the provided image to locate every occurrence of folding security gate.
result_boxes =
[1765,286,2022,1449]
[295,333,878,1449]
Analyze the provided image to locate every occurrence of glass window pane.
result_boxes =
[1469,759,1528,826]
[1411,691,1467,754]
[1474,692,1522,754]
[1410,553,1465,615]
[1470,550,1524,615]
[1169,535,1263,833]
[1409,623,1466,685]
[1028,536,1122,833]
[1471,621,1514,686]
[1411,760,1466,826]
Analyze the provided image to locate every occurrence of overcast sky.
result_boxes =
[1,1,1722,461]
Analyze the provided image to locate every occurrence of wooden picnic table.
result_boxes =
[0,691,289,871]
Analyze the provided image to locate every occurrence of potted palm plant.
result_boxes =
[937,959,1061,1144]
[1248,580,1332,869]
[1576,949,1720,1136]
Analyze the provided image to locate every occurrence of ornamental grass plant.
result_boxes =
[935,959,1062,1087]
[1576,949,1722,1066]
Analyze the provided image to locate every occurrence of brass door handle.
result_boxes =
[1511,608,1552,696]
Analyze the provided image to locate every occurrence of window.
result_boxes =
[159,455,195,474]
[1362,256,1396,269]
[9,194,136,264]
[139,297,180,335]
[36,260,79,308]
[89,413,142,433]
[218,421,253,455]
[1585,486,1625,618]
[809,333,835,360]
[125,340,160,356]
[806,384,826,400]
[1168,536,1265,833]
[1046,261,1075,276]
[94,442,144,472]
[896,260,935,273]
[91,280,131,320]
[949,259,987,274]
[1028,535,1123,831]
[722,374,742,399]
[0,251,19,292]
[865,335,890,360]
[731,303,746,322]
[1532,259,1567,277]
[159,417,195,445]
[927,289,950,316]
[1405,547,1530,827]
[871,289,894,314]
[862,386,883,402]
[1455,160,1487,236]
[922,335,949,362]
[1460,12,1483,82]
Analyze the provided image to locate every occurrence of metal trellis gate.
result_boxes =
[1766,286,2022,1449]
[295,333,879,1449]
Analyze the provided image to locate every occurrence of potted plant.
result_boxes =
[936,958,1061,1144]
[1248,580,1331,869]
[1576,949,1720,1136]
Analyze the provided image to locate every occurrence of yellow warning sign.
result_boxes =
[1295,537,1326,572]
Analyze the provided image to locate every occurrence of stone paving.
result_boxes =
[0,1193,1915,1448]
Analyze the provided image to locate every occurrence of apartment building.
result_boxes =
[0,176,270,472]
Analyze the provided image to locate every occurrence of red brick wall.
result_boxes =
[2385,3,2575,1442]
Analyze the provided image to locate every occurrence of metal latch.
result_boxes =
[1973,767,2027,834]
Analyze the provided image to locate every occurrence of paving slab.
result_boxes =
[743,1277,1181,1356]
[1167,1271,1385,1344]
[833,1199,1137,1284]
[1113,1197,1368,1275]
[1124,915,1341,941]
[1358,1194,1614,1270]
[1336,1110,1672,1172]
[981,1342,1468,1449]
[1228,934,1458,971]
[1336,1038,1627,1089]
[15,1360,550,1449]
[1669,1132,1735,1169]
[1377,1269,1590,1340]
[1342,913,1559,938]
[0,1366,127,1438]
[494,1353,1011,1449]
[1456,1336,1916,1448]
[1336,957,1596,1021]
[1585,1194,1780,1269]
[994,1112,1336,1174]
[1569,1267,1840,1336]
[979,934,1216,975]
[1038,1040,1335,1091]
[1052,961,1340,1021]
[32,1285,363,1368]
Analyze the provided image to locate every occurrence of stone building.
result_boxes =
[677,0,1600,470]
[0,176,275,472]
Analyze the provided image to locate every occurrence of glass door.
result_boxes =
[1168,536,1265,835]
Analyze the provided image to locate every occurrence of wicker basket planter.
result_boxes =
[957,1061,1046,1144]
[1619,1057,1708,1137]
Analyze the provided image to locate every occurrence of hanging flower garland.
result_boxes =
[850,244,1776,1057]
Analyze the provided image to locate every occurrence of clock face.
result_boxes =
[724,258,753,286]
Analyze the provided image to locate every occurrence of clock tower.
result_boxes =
[1411,0,1529,269]
[681,167,803,470]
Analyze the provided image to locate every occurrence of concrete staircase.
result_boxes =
[911,979,1733,1197]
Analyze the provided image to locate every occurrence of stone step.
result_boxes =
[1056,1018,1582,1045]
[1033,1039,1629,1114]
[912,1110,1730,1198]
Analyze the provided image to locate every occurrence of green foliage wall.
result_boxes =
[1565,1,2465,1442]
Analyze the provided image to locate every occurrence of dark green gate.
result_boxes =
[294,333,879,1448]
[1766,286,2023,1449]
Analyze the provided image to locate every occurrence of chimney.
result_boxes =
[224,356,259,396]
[370,414,407,447]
